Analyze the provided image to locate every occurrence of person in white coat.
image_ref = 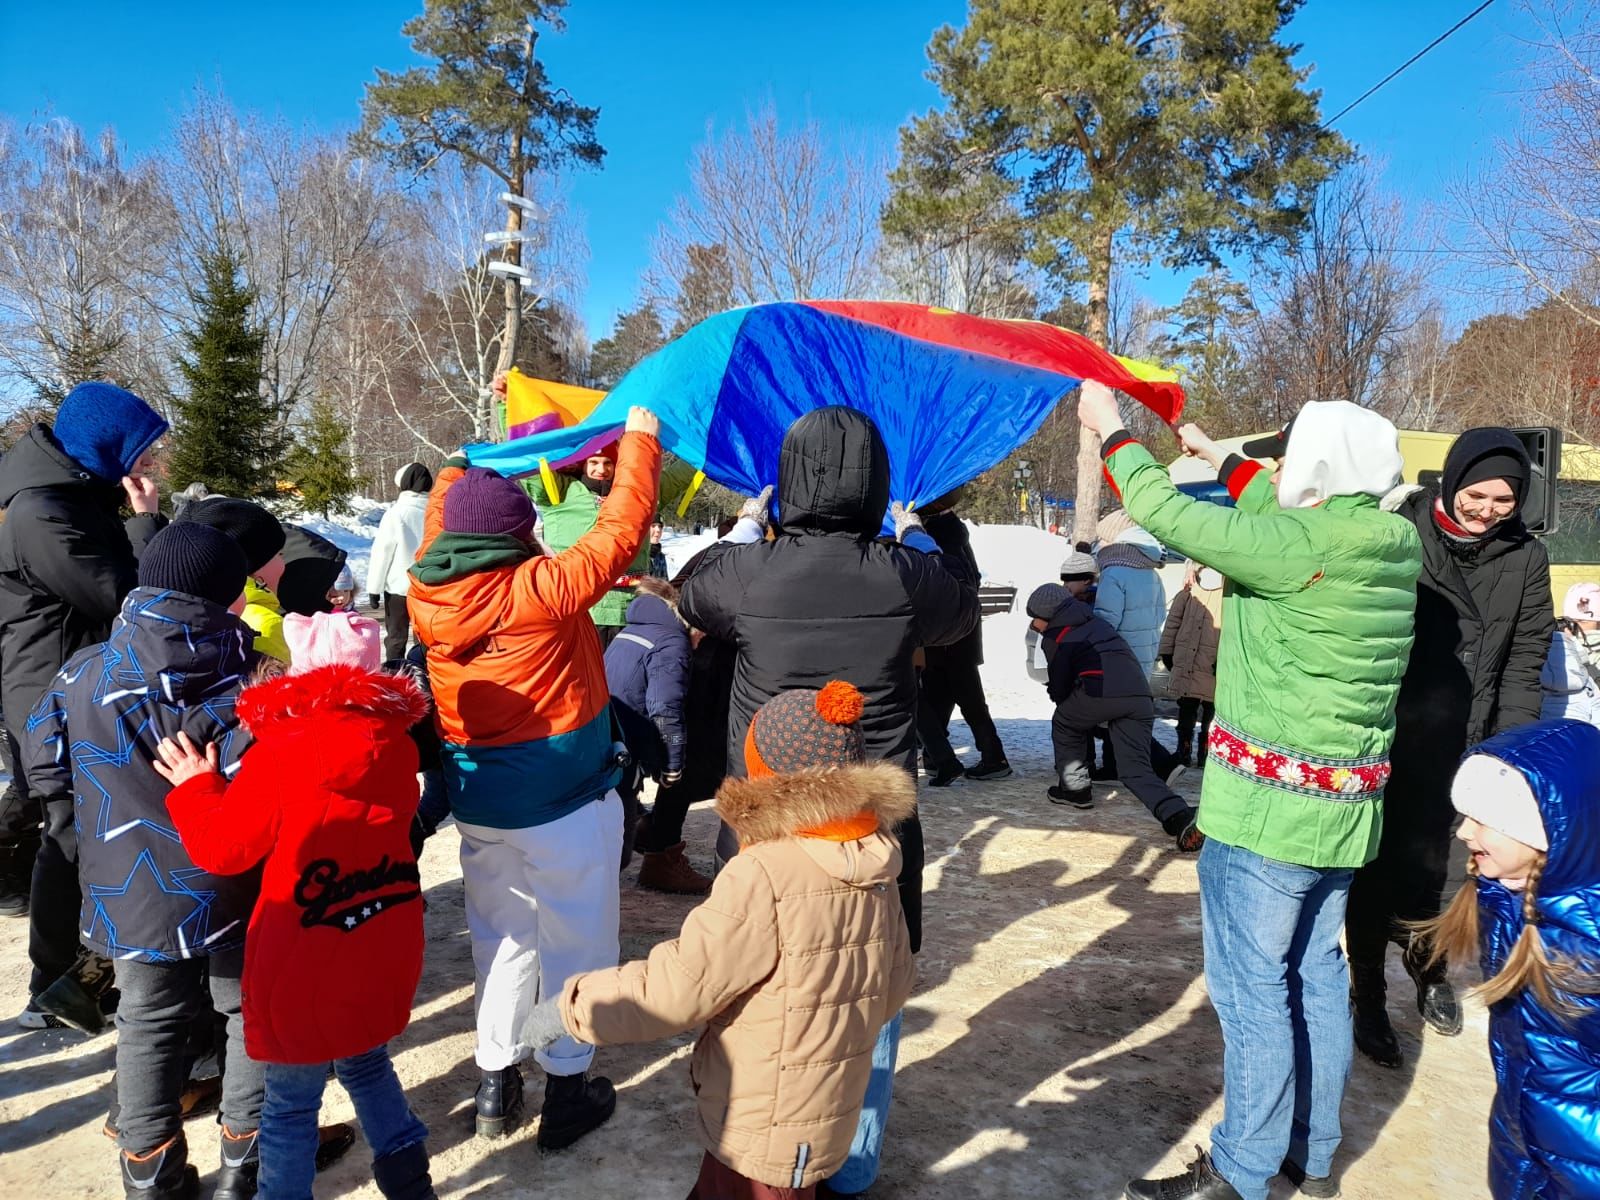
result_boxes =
[366,462,433,659]
[1542,581,1600,727]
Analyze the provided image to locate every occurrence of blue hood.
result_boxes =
[1470,720,1600,903]
[623,592,681,632]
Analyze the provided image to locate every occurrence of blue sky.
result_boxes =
[0,1,1537,341]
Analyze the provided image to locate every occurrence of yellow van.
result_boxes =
[1167,428,1600,612]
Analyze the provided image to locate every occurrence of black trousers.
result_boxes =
[1346,748,1457,970]
[381,593,412,662]
[917,661,1006,770]
[28,795,82,996]
[1052,692,1188,826]
[1176,698,1215,752]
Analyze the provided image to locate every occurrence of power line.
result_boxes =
[1320,0,1498,130]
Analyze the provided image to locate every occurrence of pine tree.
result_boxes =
[589,304,665,388]
[167,249,284,500]
[287,398,368,517]
[886,0,1348,538]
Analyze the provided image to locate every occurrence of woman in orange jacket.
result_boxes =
[407,406,661,1148]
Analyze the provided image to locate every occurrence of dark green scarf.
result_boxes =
[410,531,534,585]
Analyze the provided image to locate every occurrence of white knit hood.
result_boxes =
[1276,400,1404,510]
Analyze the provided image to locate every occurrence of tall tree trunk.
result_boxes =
[1073,225,1114,543]
[494,184,524,402]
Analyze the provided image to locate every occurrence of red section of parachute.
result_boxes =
[804,300,1185,424]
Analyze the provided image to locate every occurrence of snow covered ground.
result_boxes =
[290,497,385,594]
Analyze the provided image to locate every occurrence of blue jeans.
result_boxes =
[258,1045,427,1200]
[826,1011,903,1193]
[1198,840,1353,1200]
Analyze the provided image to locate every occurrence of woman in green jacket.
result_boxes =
[1077,383,1423,1200]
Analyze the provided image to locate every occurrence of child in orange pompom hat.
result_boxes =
[521,681,916,1199]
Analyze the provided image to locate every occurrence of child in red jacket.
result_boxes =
[156,611,437,1200]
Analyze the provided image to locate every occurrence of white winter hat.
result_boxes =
[1059,551,1099,579]
[1452,753,1548,851]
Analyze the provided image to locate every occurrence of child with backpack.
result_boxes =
[1026,582,1202,852]
[156,610,438,1200]
[22,523,266,1199]
[1416,719,1600,1198]
[525,681,916,1199]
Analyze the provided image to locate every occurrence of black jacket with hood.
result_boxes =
[1391,429,1554,761]
[678,407,979,951]
[678,407,980,776]
[921,510,984,670]
[23,587,256,962]
[1038,597,1151,704]
[0,426,167,745]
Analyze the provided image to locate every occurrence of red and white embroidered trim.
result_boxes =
[1207,720,1390,799]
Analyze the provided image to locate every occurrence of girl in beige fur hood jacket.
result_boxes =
[528,681,916,1198]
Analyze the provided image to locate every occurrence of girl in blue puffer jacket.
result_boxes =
[1419,720,1600,1200]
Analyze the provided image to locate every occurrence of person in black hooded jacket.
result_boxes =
[0,382,168,1014]
[1345,427,1554,1068]
[677,405,977,1198]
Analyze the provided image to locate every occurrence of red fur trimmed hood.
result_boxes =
[239,664,429,735]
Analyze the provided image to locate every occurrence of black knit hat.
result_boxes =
[138,523,249,609]
[178,498,287,574]
[1443,428,1531,506]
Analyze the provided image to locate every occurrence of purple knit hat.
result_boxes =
[442,468,536,540]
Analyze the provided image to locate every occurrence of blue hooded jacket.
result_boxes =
[1469,720,1600,1200]
[23,588,256,962]
[603,591,691,775]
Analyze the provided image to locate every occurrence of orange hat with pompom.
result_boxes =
[744,681,867,778]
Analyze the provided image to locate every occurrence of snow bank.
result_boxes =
[287,497,383,592]
[966,522,1074,593]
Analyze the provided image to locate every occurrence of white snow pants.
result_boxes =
[456,793,623,1074]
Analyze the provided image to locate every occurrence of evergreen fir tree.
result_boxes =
[167,249,285,499]
[287,398,368,517]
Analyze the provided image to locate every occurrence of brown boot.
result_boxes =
[637,843,712,895]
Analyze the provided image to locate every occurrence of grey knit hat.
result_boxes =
[1058,550,1099,581]
[1026,583,1072,621]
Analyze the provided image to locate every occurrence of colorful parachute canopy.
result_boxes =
[470,301,1184,525]
[503,372,606,441]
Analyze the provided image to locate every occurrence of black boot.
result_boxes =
[35,947,116,1034]
[1162,808,1204,853]
[121,1135,200,1199]
[1124,1147,1243,1199]
[1281,1157,1341,1197]
[926,759,965,788]
[1047,784,1093,809]
[1349,963,1402,1068]
[537,1071,616,1152]
[0,822,37,917]
[212,1126,259,1200]
[373,1140,439,1200]
[1175,731,1194,768]
[1403,936,1462,1037]
[474,1064,525,1139]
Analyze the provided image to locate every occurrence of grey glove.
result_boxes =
[526,996,568,1051]
[889,502,923,542]
[739,485,775,531]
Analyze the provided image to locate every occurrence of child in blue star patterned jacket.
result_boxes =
[22,522,263,1200]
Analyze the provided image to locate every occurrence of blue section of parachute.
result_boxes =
[466,302,1076,529]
